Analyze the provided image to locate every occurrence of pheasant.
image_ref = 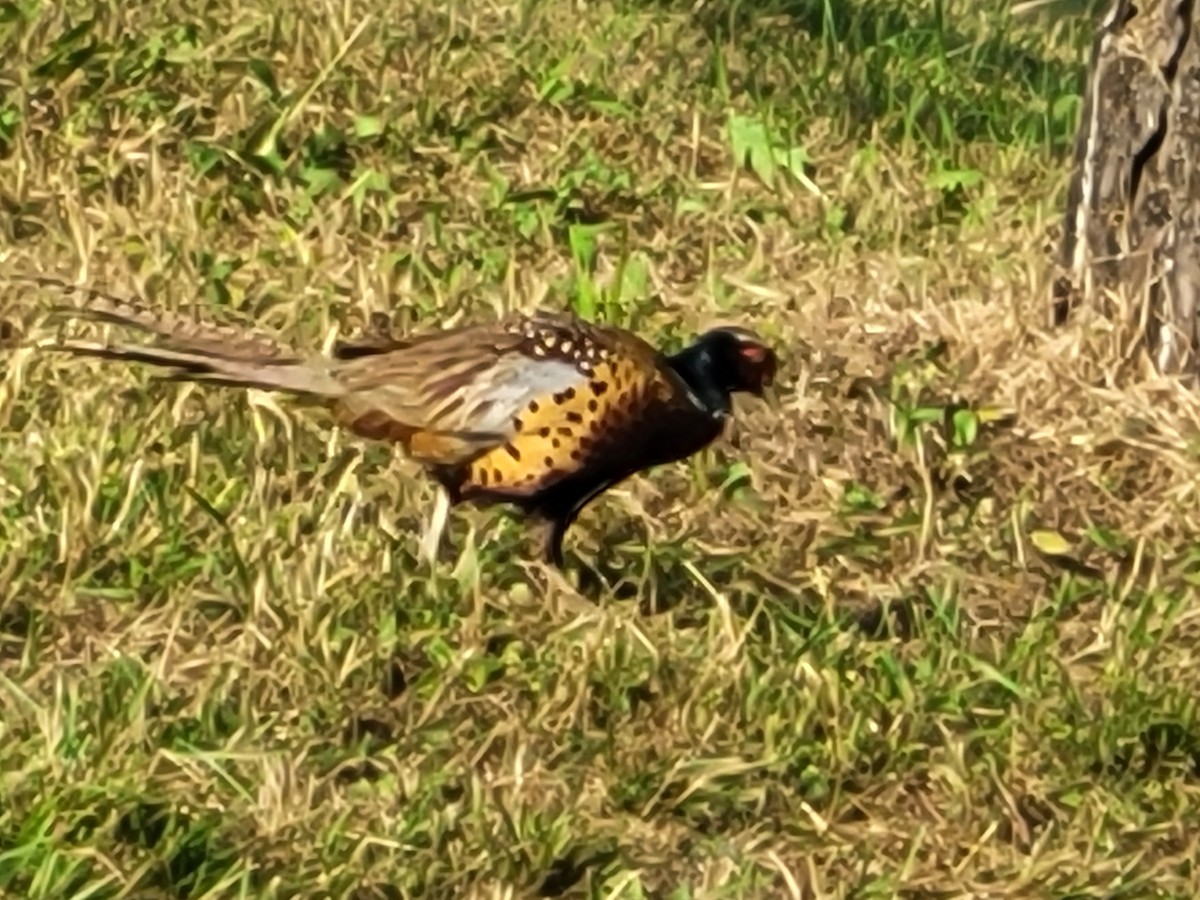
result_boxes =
[21,276,779,566]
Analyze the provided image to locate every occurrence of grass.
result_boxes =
[3,0,1200,895]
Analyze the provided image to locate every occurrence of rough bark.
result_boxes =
[1054,0,1200,377]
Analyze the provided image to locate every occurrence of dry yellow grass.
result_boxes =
[3,0,1200,897]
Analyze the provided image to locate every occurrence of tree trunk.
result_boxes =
[1053,0,1200,378]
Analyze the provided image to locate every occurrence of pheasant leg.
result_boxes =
[419,486,451,565]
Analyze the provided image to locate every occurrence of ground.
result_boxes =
[2,0,1200,896]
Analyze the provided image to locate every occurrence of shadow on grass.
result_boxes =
[645,0,1098,153]
[575,549,940,643]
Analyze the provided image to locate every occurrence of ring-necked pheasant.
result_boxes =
[20,276,778,566]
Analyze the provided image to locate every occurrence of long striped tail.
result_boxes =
[16,274,346,398]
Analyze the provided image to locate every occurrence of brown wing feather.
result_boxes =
[329,323,549,459]
[329,312,661,468]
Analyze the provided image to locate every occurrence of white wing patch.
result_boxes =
[470,356,584,433]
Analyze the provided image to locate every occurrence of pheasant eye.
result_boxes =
[739,345,767,364]
[738,343,776,387]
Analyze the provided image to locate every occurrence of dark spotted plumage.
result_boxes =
[20,275,778,565]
